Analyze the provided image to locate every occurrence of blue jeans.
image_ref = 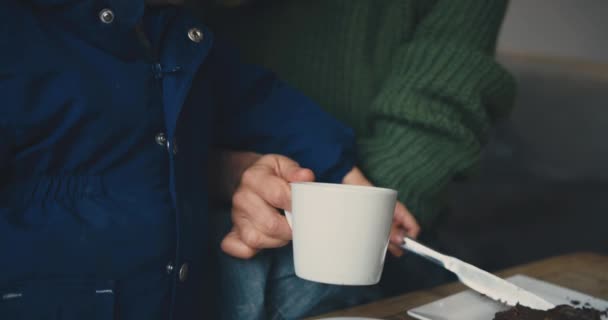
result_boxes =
[212,207,454,320]
[212,209,381,320]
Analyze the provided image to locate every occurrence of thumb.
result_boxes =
[287,167,315,183]
[221,228,259,259]
[273,156,315,183]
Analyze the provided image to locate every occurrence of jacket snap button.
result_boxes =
[99,9,115,24]
[188,28,203,43]
[178,263,189,282]
[155,132,167,147]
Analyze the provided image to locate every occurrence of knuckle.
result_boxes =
[268,183,290,208]
[242,229,263,248]
[241,168,258,185]
[231,189,248,207]
[262,153,280,162]
[268,186,285,206]
[259,154,275,161]
[230,213,246,229]
[263,217,281,235]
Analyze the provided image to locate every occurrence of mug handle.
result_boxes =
[284,210,294,230]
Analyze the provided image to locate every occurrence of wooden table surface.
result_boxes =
[311,252,608,319]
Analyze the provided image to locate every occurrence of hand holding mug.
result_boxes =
[221,154,314,259]
[342,167,421,256]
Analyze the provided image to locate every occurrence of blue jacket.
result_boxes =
[0,1,355,319]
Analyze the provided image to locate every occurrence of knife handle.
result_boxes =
[400,237,454,271]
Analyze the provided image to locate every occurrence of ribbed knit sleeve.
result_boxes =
[358,0,516,229]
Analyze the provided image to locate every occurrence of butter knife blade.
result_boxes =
[401,238,555,311]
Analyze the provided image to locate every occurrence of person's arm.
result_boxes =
[205,39,357,184]
[358,0,516,229]
[202,39,359,258]
[214,150,418,259]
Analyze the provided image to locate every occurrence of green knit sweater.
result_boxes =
[199,0,516,229]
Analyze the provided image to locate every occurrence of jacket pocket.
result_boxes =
[0,278,115,320]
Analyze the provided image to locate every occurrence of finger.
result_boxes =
[221,229,259,259]
[232,190,293,240]
[389,223,406,245]
[388,243,404,257]
[240,166,292,210]
[393,201,421,239]
[264,155,315,183]
[342,167,373,186]
[286,167,315,183]
[234,222,290,250]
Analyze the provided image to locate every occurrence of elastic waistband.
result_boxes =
[2,175,105,204]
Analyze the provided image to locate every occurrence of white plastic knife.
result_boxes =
[401,237,555,311]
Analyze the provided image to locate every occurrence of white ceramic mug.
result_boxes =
[285,182,397,285]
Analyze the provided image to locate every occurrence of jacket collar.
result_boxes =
[27,0,149,60]
[28,0,145,28]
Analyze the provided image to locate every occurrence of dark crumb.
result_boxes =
[571,300,581,306]
[493,304,603,320]
[584,302,592,307]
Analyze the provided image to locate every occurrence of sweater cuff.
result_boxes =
[357,120,478,229]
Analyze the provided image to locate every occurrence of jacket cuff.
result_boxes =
[298,128,357,184]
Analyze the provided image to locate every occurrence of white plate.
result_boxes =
[408,274,608,320]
